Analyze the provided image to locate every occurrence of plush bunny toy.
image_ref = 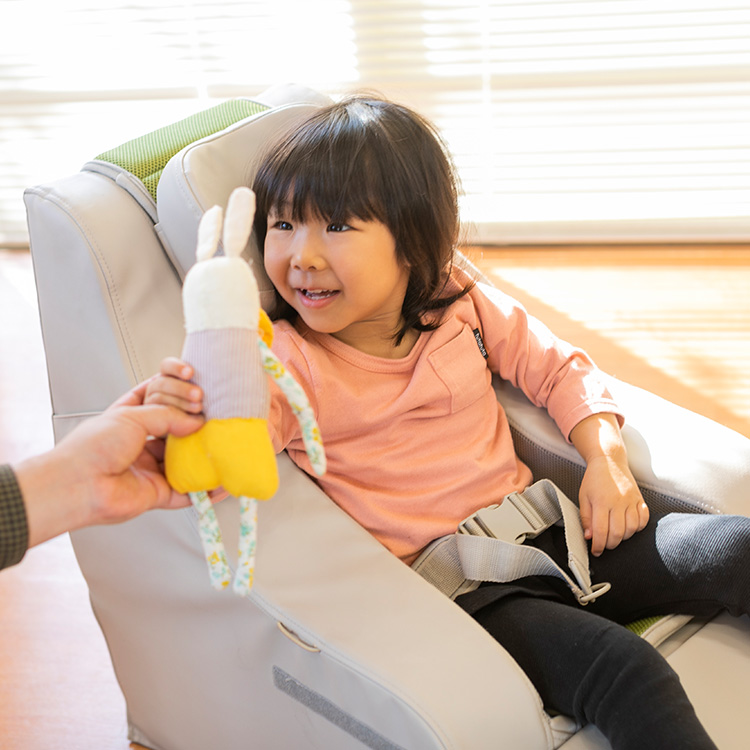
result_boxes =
[165,186,325,596]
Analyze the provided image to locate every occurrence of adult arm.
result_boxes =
[0,464,29,570]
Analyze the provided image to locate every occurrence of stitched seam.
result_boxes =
[28,185,143,382]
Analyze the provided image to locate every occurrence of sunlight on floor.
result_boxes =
[469,247,750,438]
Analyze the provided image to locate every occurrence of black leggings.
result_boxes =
[455,511,750,750]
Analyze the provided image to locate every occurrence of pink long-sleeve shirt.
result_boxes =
[268,278,622,565]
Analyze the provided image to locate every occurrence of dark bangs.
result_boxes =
[253,100,390,235]
[252,96,473,339]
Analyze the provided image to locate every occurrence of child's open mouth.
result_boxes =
[296,288,341,309]
[300,289,339,301]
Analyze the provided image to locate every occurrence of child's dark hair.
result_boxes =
[252,94,473,343]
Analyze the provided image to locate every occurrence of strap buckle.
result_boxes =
[459,492,548,545]
[457,480,611,607]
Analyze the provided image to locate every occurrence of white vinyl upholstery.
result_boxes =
[25,84,750,749]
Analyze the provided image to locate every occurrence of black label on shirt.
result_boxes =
[473,328,488,359]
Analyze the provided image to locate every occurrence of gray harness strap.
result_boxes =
[412,479,611,605]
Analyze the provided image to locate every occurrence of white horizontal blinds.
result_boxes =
[0,0,358,245]
[2,0,749,245]
[5,2,196,99]
[408,0,750,242]
[1,0,196,246]
[191,0,360,97]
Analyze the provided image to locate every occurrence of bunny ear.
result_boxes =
[222,187,256,258]
[196,205,224,262]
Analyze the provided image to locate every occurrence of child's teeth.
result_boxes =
[305,290,335,299]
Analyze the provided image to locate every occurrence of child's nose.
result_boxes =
[291,230,325,270]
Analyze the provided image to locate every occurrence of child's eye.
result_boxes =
[271,220,293,231]
[327,222,351,233]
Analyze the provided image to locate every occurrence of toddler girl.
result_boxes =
[147,95,750,750]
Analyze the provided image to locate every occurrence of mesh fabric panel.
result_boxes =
[625,616,664,637]
[95,99,269,201]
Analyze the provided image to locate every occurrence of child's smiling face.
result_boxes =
[263,211,411,358]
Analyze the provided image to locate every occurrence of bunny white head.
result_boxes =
[182,187,261,333]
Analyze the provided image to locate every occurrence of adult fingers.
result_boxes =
[108,379,150,410]
[118,403,204,441]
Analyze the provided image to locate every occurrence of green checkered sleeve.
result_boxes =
[0,464,29,571]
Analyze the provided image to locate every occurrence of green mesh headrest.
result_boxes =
[626,616,664,637]
[95,99,269,201]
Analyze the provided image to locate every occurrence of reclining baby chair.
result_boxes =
[25,84,750,750]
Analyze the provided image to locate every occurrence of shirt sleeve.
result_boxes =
[0,464,29,571]
[472,281,624,440]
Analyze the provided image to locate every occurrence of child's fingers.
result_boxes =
[208,486,230,503]
[145,375,203,413]
[160,356,194,381]
[146,374,197,401]
[582,499,612,557]
[622,503,642,541]
[604,511,627,552]
[590,511,612,557]
[581,488,624,557]
[600,496,650,554]
[636,498,650,531]
[622,496,649,539]
[596,502,638,555]
[148,392,203,414]
[579,497,593,542]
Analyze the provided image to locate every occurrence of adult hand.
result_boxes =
[15,381,205,548]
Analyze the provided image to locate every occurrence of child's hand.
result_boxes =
[578,454,649,557]
[148,358,230,502]
[570,413,650,557]
[145,357,204,415]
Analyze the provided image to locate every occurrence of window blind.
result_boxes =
[2,0,749,246]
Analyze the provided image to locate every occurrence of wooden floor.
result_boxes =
[465,244,750,439]
[0,244,749,749]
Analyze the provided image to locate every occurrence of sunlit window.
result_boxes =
[418,0,750,240]
[2,0,749,245]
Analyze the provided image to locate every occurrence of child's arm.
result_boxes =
[144,357,204,415]
[569,413,650,557]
